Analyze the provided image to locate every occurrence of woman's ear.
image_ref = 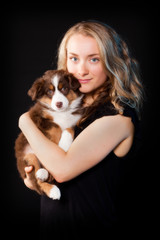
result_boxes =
[28,77,45,101]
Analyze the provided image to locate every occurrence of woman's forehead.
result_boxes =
[67,34,100,56]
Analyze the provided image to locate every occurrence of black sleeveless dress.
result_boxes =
[40,102,141,239]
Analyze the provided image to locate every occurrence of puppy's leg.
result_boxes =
[23,153,42,194]
[38,181,61,200]
[58,128,74,152]
[24,153,41,171]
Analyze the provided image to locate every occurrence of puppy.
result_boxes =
[15,70,83,200]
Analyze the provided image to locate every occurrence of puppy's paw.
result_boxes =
[36,168,49,182]
[58,130,73,152]
[49,185,61,200]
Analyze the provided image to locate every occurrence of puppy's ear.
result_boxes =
[28,77,45,101]
[68,74,81,91]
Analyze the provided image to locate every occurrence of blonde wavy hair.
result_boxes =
[57,20,144,118]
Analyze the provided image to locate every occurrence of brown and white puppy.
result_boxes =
[15,70,83,200]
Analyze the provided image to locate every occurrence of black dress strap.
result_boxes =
[74,102,118,138]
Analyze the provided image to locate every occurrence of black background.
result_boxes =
[2,2,157,238]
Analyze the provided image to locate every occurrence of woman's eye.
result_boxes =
[70,57,78,62]
[90,58,99,63]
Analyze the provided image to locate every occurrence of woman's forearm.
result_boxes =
[19,112,69,182]
[19,112,129,183]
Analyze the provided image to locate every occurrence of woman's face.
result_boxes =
[66,34,107,93]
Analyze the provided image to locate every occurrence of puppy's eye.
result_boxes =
[47,90,53,98]
[61,87,69,95]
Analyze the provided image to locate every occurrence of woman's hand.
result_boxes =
[24,166,35,190]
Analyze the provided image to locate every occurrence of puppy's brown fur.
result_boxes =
[15,70,82,199]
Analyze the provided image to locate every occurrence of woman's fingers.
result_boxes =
[24,165,34,190]
[25,166,33,173]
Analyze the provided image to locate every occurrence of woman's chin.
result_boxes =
[79,85,95,93]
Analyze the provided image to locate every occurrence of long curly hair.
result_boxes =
[57,21,144,123]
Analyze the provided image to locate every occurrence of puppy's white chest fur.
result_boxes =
[52,111,81,130]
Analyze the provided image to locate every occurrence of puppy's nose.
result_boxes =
[56,102,63,108]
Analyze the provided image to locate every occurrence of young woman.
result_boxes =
[19,21,144,238]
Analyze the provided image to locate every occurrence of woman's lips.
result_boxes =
[78,79,92,84]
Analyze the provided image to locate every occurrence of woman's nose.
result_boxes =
[78,62,89,77]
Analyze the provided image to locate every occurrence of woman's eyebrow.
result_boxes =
[68,52,100,57]
[68,52,79,56]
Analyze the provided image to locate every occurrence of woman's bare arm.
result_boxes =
[19,112,134,183]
